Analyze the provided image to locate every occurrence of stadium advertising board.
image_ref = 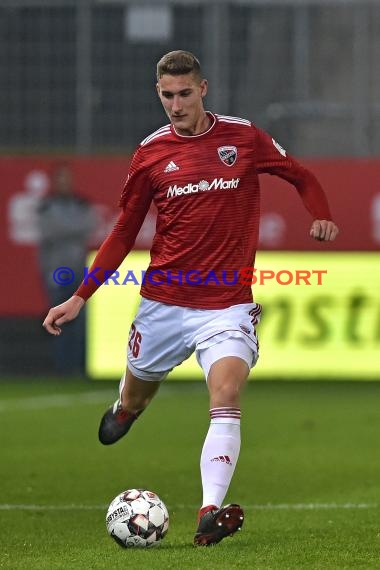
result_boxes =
[1,157,380,316]
[86,251,380,380]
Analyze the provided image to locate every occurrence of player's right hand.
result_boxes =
[310,219,339,242]
[42,295,85,336]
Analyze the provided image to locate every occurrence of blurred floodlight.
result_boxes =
[126,5,172,42]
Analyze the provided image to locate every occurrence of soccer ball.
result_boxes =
[106,488,169,548]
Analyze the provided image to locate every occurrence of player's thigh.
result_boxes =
[197,336,255,380]
[208,357,249,405]
[127,298,191,381]
[198,337,253,406]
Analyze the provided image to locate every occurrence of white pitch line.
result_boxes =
[175,503,379,511]
[0,383,193,413]
[246,502,379,510]
[0,505,106,511]
[0,390,116,413]
[0,503,378,512]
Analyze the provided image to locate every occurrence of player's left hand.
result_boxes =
[310,219,339,242]
[42,295,85,336]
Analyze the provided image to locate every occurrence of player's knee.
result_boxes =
[209,380,242,407]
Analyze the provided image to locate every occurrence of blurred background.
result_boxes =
[1,0,379,379]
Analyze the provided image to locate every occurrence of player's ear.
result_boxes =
[200,79,208,98]
[156,83,160,97]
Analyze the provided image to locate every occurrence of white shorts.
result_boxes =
[126,298,261,382]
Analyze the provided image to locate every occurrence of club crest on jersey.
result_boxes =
[217,146,237,166]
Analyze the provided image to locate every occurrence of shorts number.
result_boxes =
[128,324,142,358]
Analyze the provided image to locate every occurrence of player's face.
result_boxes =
[156,73,208,136]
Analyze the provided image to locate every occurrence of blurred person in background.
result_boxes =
[38,162,97,376]
[43,51,339,543]
[8,170,49,245]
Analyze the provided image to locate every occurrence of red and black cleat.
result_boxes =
[98,400,141,445]
[194,504,244,546]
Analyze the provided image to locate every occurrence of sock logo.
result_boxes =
[211,455,232,465]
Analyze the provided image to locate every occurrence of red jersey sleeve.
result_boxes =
[254,127,332,220]
[74,148,153,301]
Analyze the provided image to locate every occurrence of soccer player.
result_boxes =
[43,50,339,546]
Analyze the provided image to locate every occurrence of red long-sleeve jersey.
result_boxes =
[75,113,331,309]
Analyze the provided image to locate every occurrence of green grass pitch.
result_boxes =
[0,378,379,569]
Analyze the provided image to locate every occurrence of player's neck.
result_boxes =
[173,112,212,137]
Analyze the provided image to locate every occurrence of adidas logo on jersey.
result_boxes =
[164,161,179,173]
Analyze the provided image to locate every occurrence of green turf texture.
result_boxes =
[1,379,379,569]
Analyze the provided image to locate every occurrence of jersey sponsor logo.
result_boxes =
[166,177,240,198]
[217,145,238,166]
[272,138,287,157]
[164,160,179,173]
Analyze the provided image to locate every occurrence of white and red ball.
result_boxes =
[106,489,169,548]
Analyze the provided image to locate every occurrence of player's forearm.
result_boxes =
[74,233,131,301]
[74,208,144,301]
[270,162,332,220]
[293,167,331,220]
